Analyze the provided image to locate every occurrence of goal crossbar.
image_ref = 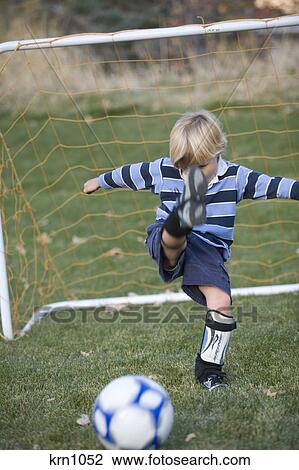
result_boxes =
[0,15,299,54]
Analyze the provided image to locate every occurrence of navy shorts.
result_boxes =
[145,220,232,307]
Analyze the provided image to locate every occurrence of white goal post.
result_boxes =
[0,211,13,340]
[1,14,299,340]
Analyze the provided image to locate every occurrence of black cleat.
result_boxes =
[177,166,208,229]
[201,374,228,391]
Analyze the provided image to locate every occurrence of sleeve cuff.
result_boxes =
[98,174,109,189]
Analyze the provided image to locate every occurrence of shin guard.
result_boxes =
[200,309,236,365]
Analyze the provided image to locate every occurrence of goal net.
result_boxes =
[0,16,298,338]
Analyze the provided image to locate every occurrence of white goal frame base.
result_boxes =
[19,283,299,338]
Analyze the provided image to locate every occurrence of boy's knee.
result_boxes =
[198,285,231,313]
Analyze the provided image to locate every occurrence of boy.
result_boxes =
[83,110,299,390]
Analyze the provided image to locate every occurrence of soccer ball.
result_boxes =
[92,375,174,449]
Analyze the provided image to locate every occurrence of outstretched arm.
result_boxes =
[236,164,299,202]
[83,158,163,194]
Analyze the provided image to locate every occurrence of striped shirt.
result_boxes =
[98,157,299,260]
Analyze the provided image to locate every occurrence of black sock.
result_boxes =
[163,209,192,238]
[194,353,224,382]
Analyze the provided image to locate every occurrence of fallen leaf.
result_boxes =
[37,232,52,245]
[148,375,159,381]
[72,235,87,245]
[105,303,127,313]
[47,398,55,402]
[21,277,30,290]
[85,115,94,123]
[185,433,196,443]
[263,389,277,398]
[104,247,124,257]
[15,243,26,255]
[80,351,92,358]
[76,414,90,426]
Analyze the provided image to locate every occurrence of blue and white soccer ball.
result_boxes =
[92,375,174,449]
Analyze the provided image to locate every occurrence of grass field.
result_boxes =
[0,71,299,449]
[0,294,298,449]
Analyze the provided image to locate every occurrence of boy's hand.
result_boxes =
[83,178,100,194]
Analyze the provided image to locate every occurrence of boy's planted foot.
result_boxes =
[195,354,228,391]
[200,373,228,391]
[177,166,208,228]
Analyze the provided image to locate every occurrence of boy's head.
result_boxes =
[169,110,227,180]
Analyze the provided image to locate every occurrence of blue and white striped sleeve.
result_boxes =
[236,165,299,202]
[98,158,163,193]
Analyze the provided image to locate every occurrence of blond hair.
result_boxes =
[169,110,227,169]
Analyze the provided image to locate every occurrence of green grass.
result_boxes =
[0,294,298,449]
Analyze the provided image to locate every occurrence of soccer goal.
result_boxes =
[1,15,299,340]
